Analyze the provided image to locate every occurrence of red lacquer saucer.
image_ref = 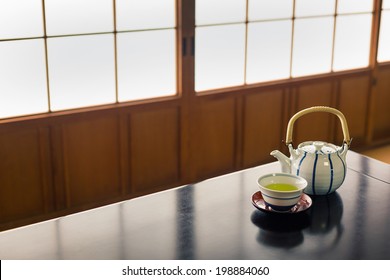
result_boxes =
[252,191,312,214]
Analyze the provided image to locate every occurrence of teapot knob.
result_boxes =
[313,141,324,152]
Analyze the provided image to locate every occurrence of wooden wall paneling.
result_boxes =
[50,123,66,211]
[336,75,370,147]
[292,81,335,145]
[179,100,193,184]
[372,67,390,140]
[234,96,244,169]
[281,87,296,155]
[60,115,122,208]
[37,126,55,214]
[129,107,180,194]
[191,97,235,180]
[119,113,131,196]
[242,89,284,167]
[0,126,53,223]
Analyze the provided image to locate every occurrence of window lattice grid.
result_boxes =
[0,0,177,119]
[195,0,375,91]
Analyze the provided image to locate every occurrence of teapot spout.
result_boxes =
[339,142,349,159]
[270,150,291,173]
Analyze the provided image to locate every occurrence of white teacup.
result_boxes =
[257,173,308,212]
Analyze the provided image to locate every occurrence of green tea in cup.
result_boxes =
[257,173,308,212]
[265,183,298,191]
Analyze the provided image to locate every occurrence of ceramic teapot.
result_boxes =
[271,106,351,195]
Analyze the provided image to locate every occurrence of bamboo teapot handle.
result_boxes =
[285,106,351,147]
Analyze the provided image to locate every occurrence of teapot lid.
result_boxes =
[298,141,339,154]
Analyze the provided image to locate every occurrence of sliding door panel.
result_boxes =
[243,90,284,167]
[191,98,235,179]
[61,116,121,208]
[130,107,180,193]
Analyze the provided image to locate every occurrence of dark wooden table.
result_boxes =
[1,151,389,260]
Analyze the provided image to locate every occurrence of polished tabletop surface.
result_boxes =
[1,151,389,260]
